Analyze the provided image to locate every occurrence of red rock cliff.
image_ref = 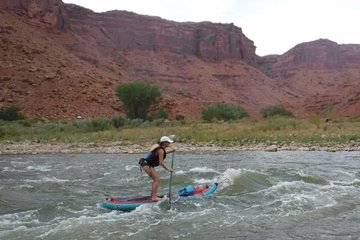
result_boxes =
[0,0,68,29]
[65,5,257,65]
[259,39,360,117]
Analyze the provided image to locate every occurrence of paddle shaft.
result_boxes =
[168,152,175,208]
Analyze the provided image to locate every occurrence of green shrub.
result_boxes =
[308,114,321,128]
[0,127,4,138]
[260,106,294,118]
[18,119,35,127]
[202,103,249,122]
[347,117,360,123]
[86,118,113,132]
[153,108,168,120]
[0,106,24,121]
[255,117,303,132]
[125,118,145,128]
[111,116,126,128]
[152,118,166,126]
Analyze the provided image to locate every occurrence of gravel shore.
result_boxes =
[1,141,359,154]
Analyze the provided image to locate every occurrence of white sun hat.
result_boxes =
[160,136,174,143]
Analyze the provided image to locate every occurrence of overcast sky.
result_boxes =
[63,0,360,56]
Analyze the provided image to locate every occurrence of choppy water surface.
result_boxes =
[0,151,359,240]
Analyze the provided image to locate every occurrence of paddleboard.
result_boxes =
[101,182,218,211]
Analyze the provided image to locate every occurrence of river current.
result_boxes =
[0,151,359,239]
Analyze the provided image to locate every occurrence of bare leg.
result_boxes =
[143,166,161,200]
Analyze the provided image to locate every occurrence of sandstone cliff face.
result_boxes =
[259,39,360,117]
[261,39,359,71]
[66,5,257,65]
[0,0,359,120]
[0,0,67,29]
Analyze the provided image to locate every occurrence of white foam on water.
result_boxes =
[96,203,168,238]
[265,180,304,192]
[18,184,35,189]
[24,176,69,183]
[260,180,317,203]
[125,165,138,171]
[64,165,81,170]
[351,178,360,185]
[168,207,218,230]
[26,165,51,172]
[0,225,28,239]
[126,219,162,237]
[255,179,346,218]
[112,176,141,183]
[214,168,245,190]
[189,167,219,174]
[60,206,92,215]
[174,167,218,176]
[330,177,360,187]
[131,198,166,215]
[0,209,39,233]
[10,160,28,166]
[174,170,186,175]
[2,167,26,173]
[194,178,213,184]
[35,210,123,239]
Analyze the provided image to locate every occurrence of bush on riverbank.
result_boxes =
[260,106,294,118]
[0,106,24,121]
[202,103,249,122]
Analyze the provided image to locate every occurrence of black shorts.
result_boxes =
[139,158,150,168]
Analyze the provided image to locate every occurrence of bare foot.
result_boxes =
[152,197,162,201]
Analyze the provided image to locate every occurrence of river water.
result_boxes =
[0,151,359,240]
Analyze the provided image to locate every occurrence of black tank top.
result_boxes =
[145,146,166,167]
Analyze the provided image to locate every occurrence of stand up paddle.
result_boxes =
[169,152,175,209]
[168,151,175,209]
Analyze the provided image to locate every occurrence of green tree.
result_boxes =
[116,81,161,119]
[202,103,248,122]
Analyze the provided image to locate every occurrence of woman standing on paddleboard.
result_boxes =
[139,136,174,201]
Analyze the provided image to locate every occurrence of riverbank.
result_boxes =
[1,140,359,154]
[1,117,360,154]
